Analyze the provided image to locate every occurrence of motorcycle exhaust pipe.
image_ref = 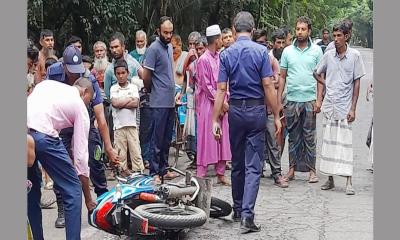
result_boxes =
[160,185,198,199]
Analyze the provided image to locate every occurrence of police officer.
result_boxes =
[212,11,282,233]
[47,45,120,227]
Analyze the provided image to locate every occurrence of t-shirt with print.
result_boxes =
[110,82,139,130]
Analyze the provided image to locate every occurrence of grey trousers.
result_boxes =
[264,113,282,179]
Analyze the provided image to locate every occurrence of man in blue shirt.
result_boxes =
[142,16,178,184]
[47,45,119,228]
[212,11,282,233]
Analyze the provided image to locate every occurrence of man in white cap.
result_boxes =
[195,24,231,185]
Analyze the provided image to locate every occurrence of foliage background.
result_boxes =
[28,0,373,56]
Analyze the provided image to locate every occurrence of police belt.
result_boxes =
[229,98,265,106]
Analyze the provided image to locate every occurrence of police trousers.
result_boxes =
[228,102,266,219]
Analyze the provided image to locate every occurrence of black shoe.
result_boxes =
[55,214,65,228]
[240,217,261,233]
[321,178,335,190]
[54,192,65,228]
[232,210,241,222]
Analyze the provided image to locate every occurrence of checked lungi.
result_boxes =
[285,101,316,172]
[319,116,353,177]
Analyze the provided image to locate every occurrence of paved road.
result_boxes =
[41,47,373,240]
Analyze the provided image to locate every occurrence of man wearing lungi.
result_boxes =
[277,16,323,183]
[314,21,366,195]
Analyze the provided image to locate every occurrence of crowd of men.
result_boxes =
[27,11,367,239]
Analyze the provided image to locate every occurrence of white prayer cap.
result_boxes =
[206,25,221,37]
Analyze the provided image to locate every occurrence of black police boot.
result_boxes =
[240,217,261,233]
[54,191,65,228]
[232,209,242,222]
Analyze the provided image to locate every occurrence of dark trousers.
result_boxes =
[228,104,266,219]
[149,108,175,176]
[58,127,108,196]
[28,130,82,240]
[139,106,152,162]
[27,158,43,240]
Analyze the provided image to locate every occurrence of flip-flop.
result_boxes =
[283,175,295,182]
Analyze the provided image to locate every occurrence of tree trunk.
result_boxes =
[160,0,169,16]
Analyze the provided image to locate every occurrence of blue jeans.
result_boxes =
[149,108,175,176]
[228,104,266,219]
[27,157,43,240]
[29,130,82,240]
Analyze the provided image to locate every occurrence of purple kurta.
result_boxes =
[195,49,231,167]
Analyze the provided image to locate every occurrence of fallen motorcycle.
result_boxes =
[88,167,232,238]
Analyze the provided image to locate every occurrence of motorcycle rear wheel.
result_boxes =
[133,203,207,230]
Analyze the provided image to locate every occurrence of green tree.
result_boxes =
[27,0,373,56]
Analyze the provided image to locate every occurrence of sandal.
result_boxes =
[217,176,231,186]
[282,175,295,182]
[308,175,319,183]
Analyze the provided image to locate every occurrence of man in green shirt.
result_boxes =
[277,16,323,183]
[129,30,147,64]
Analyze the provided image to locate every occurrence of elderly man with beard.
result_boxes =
[91,41,109,89]
[35,29,55,83]
[129,30,147,64]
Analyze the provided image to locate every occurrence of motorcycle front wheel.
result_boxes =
[133,203,207,230]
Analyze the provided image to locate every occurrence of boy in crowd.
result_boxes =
[110,59,145,175]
